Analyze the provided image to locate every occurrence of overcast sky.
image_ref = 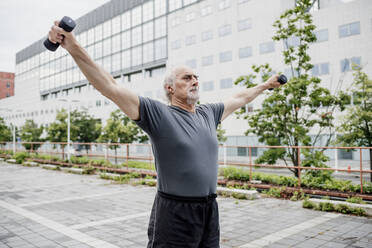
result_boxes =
[0,0,110,73]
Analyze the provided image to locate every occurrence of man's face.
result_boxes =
[172,67,200,105]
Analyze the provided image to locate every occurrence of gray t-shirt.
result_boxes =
[135,96,225,197]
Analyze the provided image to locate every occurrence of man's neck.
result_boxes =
[171,99,196,113]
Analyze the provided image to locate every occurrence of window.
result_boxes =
[201,6,212,16]
[201,30,213,41]
[143,1,154,22]
[202,55,213,66]
[112,16,121,35]
[121,50,131,69]
[171,40,181,50]
[6,82,10,88]
[284,36,300,48]
[219,24,232,37]
[132,6,142,26]
[202,81,214,91]
[186,12,196,22]
[220,78,233,89]
[143,22,154,43]
[103,20,111,39]
[238,19,252,31]
[112,34,121,53]
[312,63,329,76]
[171,17,180,27]
[95,41,103,59]
[340,57,361,72]
[155,17,166,38]
[239,46,252,58]
[185,35,196,46]
[112,52,121,72]
[121,31,131,50]
[219,0,230,10]
[169,0,182,11]
[338,149,353,160]
[132,26,142,46]
[154,0,166,17]
[314,29,328,42]
[155,38,167,60]
[121,12,131,31]
[95,24,103,42]
[186,59,197,69]
[339,21,360,38]
[143,42,154,63]
[259,41,275,54]
[219,51,232,63]
[103,38,111,56]
[284,68,299,79]
[132,46,142,66]
[96,100,101,107]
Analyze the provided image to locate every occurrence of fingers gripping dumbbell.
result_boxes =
[44,16,76,52]
[269,74,287,90]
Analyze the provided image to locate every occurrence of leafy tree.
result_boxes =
[235,0,349,178]
[217,124,227,144]
[336,67,372,181]
[47,109,69,159]
[0,117,12,142]
[98,109,148,164]
[20,120,44,151]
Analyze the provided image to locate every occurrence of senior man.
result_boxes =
[48,21,281,247]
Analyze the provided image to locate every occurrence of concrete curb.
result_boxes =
[309,198,372,216]
[217,187,259,200]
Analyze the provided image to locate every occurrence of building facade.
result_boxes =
[0,72,14,99]
[0,0,371,157]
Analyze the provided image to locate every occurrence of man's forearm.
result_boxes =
[239,84,268,104]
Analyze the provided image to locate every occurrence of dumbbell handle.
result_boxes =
[44,16,76,52]
[268,74,287,90]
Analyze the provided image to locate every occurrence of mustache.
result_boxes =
[188,86,199,92]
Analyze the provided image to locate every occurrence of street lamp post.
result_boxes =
[0,108,22,154]
[58,99,79,161]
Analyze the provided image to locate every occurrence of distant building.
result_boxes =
[0,71,14,99]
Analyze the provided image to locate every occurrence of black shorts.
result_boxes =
[147,191,220,248]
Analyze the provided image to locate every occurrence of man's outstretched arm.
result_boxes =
[48,21,140,120]
[221,74,281,121]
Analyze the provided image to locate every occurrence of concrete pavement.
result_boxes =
[0,161,371,248]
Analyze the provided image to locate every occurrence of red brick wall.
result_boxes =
[0,71,15,99]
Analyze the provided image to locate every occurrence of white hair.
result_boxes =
[163,65,194,102]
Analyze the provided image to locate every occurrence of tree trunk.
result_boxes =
[370,149,372,183]
[114,148,117,165]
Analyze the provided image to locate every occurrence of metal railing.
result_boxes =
[1,141,371,194]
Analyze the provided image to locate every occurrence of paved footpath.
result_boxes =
[0,161,371,248]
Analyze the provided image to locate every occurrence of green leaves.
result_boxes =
[0,117,12,142]
[20,120,44,150]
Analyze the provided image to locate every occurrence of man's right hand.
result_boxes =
[48,21,78,52]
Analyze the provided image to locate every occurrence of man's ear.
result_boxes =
[168,85,174,94]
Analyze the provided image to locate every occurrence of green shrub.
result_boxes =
[346,197,365,204]
[232,192,247,200]
[122,160,155,170]
[290,190,305,201]
[319,202,335,212]
[303,199,316,209]
[71,156,89,165]
[13,152,30,164]
[82,166,95,175]
[263,187,283,198]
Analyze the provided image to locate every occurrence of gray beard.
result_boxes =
[186,91,199,105]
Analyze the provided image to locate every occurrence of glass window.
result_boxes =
[185,35,196,46]
[95,24,103,42]
[202,55,213,66]
[112,53,121,72]
[103,56,112,72]
[238,19,252,31]
[239,46,252,58]
[132,26,142,46]
[169,0,182,11]
[201,30,213,41]
[143,22,154,42]
[155,38,167,60]
[186,59,197,69]
[103,38,111,56]
[340,57,361,72]
[171,40,181,50]
[132,46,142,66]
[219,0,230,10]
[121,30,131,50]
[6,82,10,88]
[112,15,121,35]
[154,0,166,17]
[143,1,154,22]
[87,28,95,45]
[103,20,111,39]
[202,81,214,91]
[284,36,300,48]
[121,12,131,31]
[339,21,360,38]
[132,6,142,26]
[201,5,212,16]
[220,78,233,89]
[155,17,166,38]
[219,51,232,62]
[79,32,87,47]
[320,63,329,75]
[186,12,196,22]
[143,42,154,63]
[218,24,232,37]
[95,41,103,59]
[121,50,131,69]
[314,29,328,42]
[259,41,275,54]
[112,34,121,53]
[171,17,181,27]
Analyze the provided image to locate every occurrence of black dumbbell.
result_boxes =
[269,74,287,90]
[44,16,76,52]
